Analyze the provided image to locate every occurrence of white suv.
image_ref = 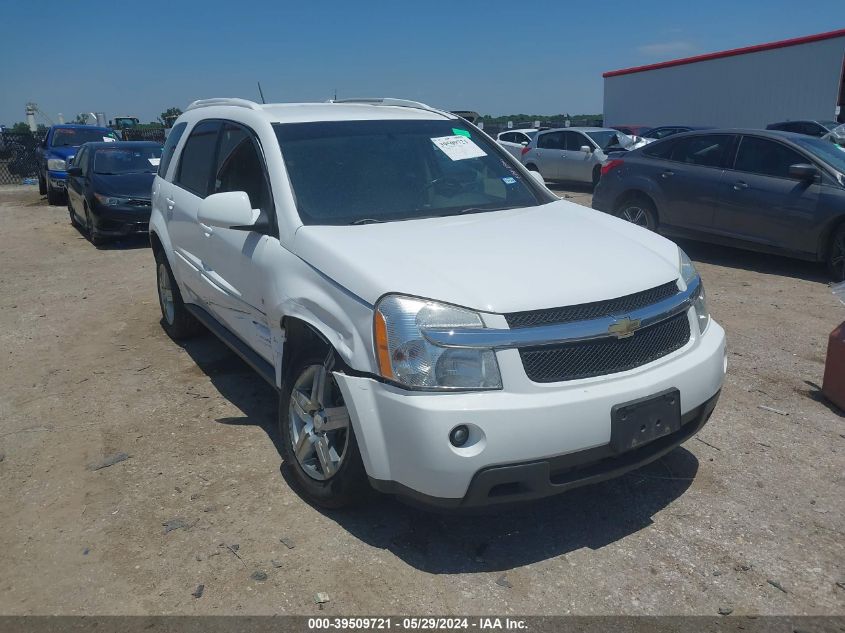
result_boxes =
[150,97,726,509]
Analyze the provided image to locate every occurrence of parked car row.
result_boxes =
[36,123,163,246]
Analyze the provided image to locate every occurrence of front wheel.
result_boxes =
[85,207,105,246]
[828,224,845,282]
[279,354,368,508]
[615,196,657,231]
[46,181,64,206]
[154,249,201,340]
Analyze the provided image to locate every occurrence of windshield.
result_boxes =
[820,121,840,131]
[94,146,162,174]
[274,119,551,225]
[52,128,118,147]
[586,130,632,149]
[793,135,845,174]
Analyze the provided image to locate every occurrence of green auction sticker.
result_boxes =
[452,128,471,138]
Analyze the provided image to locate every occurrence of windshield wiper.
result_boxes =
[350,218,386,225]
[454,205,514,215]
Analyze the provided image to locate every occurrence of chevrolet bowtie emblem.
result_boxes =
[608,317,641,339]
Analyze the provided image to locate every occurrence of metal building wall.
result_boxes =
[603,35,845,128]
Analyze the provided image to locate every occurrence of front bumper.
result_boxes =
[90,204,151,236]
[47,170,67,189]
[334,312,726,507]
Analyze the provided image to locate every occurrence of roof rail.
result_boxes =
[185,98,262,112]
[326,97,449,117]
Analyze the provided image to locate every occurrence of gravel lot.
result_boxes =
[0,183,843,616]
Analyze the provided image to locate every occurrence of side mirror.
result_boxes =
[528,170,545,185]
[66,166,82,177]
[198,191,259,230]
[520,140,529,146]
[788,163,818,180]
[580,145,592,153]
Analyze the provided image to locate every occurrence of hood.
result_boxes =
[49,146,78,160]
[92,172,155,199]
[291,200,682,313]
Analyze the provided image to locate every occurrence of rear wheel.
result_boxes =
[279,352,368,508]
[828,224,845,282]
[615,195,657,231]
[154,249,201,340]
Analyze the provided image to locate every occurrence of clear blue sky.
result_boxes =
[0,0,842,125]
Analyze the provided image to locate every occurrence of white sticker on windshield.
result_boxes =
[148,157,161,166]
[103,136,116,142]
[431,135,487,161]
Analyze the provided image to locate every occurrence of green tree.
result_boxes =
[159,107,182,125]
[10,122,31,133]
[73,113,89,124]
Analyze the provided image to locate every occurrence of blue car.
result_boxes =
[38,124,118,204]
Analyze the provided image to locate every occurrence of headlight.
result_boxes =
[374,295,502,390]
[679,247,710,333]
[47,158,66,171]
[94,193,130,206]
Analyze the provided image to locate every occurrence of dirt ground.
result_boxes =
[0,183,843,616]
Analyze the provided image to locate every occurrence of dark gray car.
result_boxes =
[592,129,845,280]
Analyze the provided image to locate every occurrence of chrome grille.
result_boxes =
[519,311,690,382]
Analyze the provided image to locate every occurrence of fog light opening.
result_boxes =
[449,425,469,447]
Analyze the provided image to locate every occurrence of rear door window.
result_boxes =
[537,132,565,149]
[733,136,808,179]
[668,134,733,168]
[175,121,220,197]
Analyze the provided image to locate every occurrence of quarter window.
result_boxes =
[159,122,187,179]
[668,134,733,168]
[733,137,808,179]
[175,121,220,196]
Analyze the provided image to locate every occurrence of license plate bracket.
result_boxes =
[610,388,681,453]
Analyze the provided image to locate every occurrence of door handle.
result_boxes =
[165,197,175,210]
[199,222,214,236]
[661,170,674,178]
[733,181,748,191]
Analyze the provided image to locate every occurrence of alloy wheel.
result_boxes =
[157,263,175,325]
[288,364,350,481]
[620,205,650,228]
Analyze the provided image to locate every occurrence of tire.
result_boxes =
[67,197,80,227]
[614,195,657,231]
[279,352,369,508]
[38,173,47,196]
[85,207,105,246]
[592,165,601,188]
[46,181,63,206]
[827,224,845,282]
[154,249,201,340]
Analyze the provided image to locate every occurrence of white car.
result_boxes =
[496,128,539,158]
[150,97,726,509]
[522,127,638,187]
